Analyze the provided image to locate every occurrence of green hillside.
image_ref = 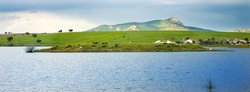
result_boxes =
[0,31,250,46]
[88,17,213,31]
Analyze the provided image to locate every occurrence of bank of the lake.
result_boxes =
[36,44,213,52]
[1,31,249,52]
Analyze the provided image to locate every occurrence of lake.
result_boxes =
[0,47,249,92]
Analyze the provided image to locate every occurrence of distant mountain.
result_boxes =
[232,28,250,32]
[87,17,213,31]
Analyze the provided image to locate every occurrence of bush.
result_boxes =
[69,29,73,32]
[32,34,37,38]
[101,42,108,44]
[245,38,249,42]
[102,45,107,47]
[92,41,99,44]
[36,39,42,44]
[25,32,30,35]
[7,36,14,42]
[58,30,63,33]
[114,44,119,47]
[66,45,72,48]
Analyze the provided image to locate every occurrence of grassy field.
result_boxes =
[0,31,250,46]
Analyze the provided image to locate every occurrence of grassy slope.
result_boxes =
[0,31,250,46]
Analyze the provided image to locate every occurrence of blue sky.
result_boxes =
[0,0,249,33]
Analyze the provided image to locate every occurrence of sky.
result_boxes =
[0,0,249,33]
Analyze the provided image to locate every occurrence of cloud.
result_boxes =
[1,0,249,13]
[0,0,249,31]
[61,4,249,30]
[0,11,97,33]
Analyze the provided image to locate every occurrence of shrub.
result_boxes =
[32,34,37,38]
[102,45,107,47]
[58,30,63,33]
[101,42,108,44]
[69,29,73,32]
[92,41,99,44]
[7,36,13,42]
[114,44,119,47]
[36,39,42,44]
[66,45,72,48]
[244,38,249,42]
[25,32,30,35]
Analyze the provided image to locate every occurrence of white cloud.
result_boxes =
[0,11,97,33]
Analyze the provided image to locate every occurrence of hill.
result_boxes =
[88,17,213,31]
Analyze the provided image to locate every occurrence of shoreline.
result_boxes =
[0,45,247,53]
[34,44,221,53]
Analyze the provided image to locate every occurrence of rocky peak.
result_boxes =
[165,17,184,26]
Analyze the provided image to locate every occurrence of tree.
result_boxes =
[211,37,216,44]
[114,44,119,47]
[7,36,13,42]
[58,30,63,33]
[25,32,30,35]
[198,39,203,44]
[211,37,215,41]
[32,34,37,38]
[36,39,42,44]
[69,29,73,32]
[244,38,249,42]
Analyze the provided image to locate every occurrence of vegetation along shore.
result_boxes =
[0,31,250,52]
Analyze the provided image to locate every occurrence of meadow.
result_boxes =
[0,31,249,52]
[0,31,250,46]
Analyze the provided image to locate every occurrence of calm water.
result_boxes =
[0,47,249,92]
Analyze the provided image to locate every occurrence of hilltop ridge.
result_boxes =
[88,17,213,31]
